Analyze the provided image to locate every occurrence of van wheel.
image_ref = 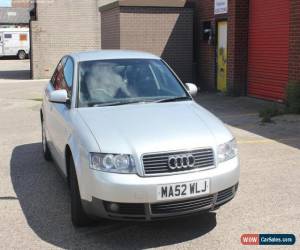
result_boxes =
[69,156,95,227]
[42,121,52,161]
[17,50,26,60]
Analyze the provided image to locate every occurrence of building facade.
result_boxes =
[0,0,33,28]
[30,0,101,78]
[100,1,194,83]
[191,0,298,102]
[12,0,33,8]
[30,0,300,102]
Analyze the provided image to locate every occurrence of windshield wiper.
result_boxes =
[90,100,149,107]
[156,96,191,103]
[89,97,191,107]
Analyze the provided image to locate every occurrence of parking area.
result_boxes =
[0,58,30,80]
[0,61,299,249]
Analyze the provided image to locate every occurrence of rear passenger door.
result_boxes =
[3,33,20,56]
[3,33,13,55]
[0,33,3,55]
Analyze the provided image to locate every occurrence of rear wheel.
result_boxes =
[42,121,52,161]
[17,50,26,60]
[69,156,95,227]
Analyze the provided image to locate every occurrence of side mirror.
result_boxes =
[186,83,198,97]
[49,89,68,104]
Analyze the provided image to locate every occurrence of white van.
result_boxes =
[0,28,30,60]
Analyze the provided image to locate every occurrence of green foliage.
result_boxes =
[259,104,283,123]
[258,81,300,123]
[286,81,300,114]
[29,98,43,102]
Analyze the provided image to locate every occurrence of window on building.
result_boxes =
[4,34,12,39]
[203,21,212,41]
[19,34,28,41]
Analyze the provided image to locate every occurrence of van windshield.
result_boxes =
[78,59,190,107]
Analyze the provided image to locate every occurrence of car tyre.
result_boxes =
[69,157,95,227]
[42,121,52,161]
[17,50,26,60]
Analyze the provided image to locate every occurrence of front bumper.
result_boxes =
[80,157,239,220]
[83,184,238,221]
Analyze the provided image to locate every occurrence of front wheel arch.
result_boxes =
[65,145,72,187]
[67,148,95,227]
[64,137,90,200]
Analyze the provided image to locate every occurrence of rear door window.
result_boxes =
[51,57,67,90]
[50,57,74,100]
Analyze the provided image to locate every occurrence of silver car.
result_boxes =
[41,50,239,227]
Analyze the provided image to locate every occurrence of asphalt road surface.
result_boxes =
[0,60,299,249]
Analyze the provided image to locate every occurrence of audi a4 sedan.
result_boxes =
[41,50,239,227]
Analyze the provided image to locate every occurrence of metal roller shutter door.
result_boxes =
[248,0,290,101]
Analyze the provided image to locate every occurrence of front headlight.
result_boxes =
[90,153,136,173]
[217,139,238,163]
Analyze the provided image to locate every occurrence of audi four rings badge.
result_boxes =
[168,154,195,170]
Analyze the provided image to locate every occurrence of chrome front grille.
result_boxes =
[142,148,214,175]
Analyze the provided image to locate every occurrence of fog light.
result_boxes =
[109,203,119,213]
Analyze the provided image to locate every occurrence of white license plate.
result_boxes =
[157,179,210,201]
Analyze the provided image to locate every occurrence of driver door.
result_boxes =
[45,57,74,174]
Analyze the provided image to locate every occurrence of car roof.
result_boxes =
[70,50,161,62]
[0,28,29,32]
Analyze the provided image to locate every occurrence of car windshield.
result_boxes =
[78,59,190,107]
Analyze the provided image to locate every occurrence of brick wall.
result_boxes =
[12,0,33,8]
[101,7,120,49]
[31,0,101,79]
[189,0,248,95]
[227,0,249,96]
[121,7,194,83]
[100,6,194,83]
[188,0,215,90]
[289,0,300,82]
